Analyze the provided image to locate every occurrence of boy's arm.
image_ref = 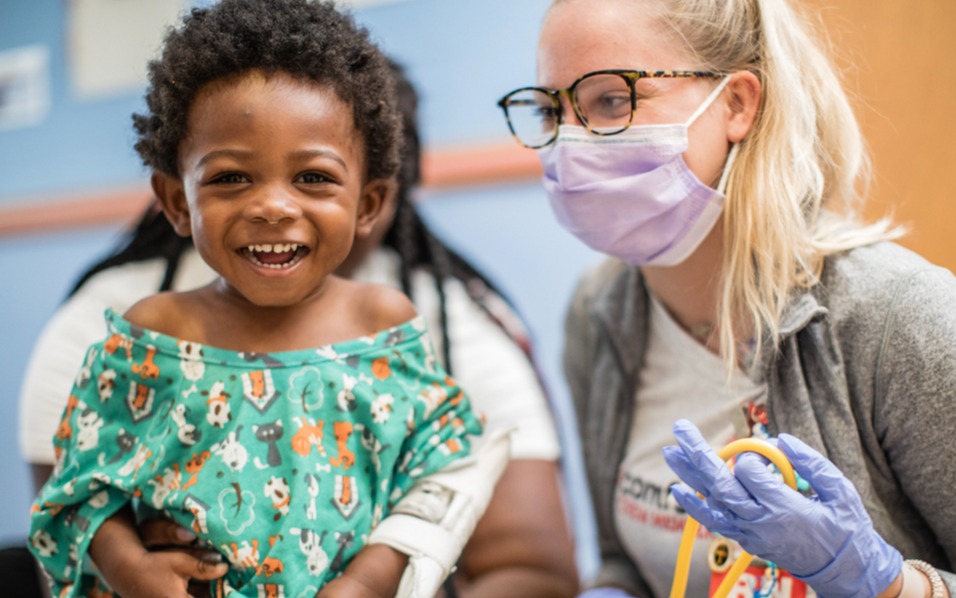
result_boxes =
[320,427,509,598]
[367,425,513,598]
[316,544,409,597]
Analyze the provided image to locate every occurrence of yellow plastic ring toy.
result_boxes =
[669,437,798,598]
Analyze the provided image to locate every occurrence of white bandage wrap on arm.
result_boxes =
[368,425,513,598]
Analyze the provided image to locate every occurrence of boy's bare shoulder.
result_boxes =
[123,292,194,336]
[340,279,417,331]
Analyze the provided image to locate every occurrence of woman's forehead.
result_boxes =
[536,0,688,87]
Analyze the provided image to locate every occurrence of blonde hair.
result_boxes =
[556,0,903,367]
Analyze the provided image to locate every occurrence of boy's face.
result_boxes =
[156,70,388,307]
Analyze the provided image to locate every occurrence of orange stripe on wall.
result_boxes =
[422,142,541,188]
[0,142,542,237]
[0,188,154,237]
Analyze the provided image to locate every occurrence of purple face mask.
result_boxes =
[540,77,737,267]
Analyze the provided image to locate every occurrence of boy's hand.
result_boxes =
[139,517,227,597]
[108,549,227,598]
[89,509,227,598]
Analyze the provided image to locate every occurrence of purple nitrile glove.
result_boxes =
[661,419,902,598]
[577,588,639,598]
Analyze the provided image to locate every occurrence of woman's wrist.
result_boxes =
[904,560,947,598]
[883,560,948,598]
[894,562,924,598]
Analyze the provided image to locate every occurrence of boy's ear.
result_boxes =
[151,172,192,238]
[355,177,397,238]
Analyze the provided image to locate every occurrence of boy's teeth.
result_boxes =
[248,243,299,253]
[243,243,304,269]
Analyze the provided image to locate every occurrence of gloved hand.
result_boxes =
[662,419,902,598]
[577,588,639,598]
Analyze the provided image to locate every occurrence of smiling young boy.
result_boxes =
[27,2,496,596]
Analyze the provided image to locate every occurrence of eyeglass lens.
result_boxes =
[503,90,560,149]
[575,73,632,130]
[503,73,632,147]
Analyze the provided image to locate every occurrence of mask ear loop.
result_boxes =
[683,75,739,195]
[716,143,740,195]
[685,75,731,127]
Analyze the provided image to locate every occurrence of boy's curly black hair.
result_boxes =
[132,0,401,181]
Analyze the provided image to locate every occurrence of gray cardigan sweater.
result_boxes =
[563,242,956,596]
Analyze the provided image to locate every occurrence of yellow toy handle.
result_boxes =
[669,438,798,598]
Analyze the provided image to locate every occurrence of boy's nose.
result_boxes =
[246,188,302,224]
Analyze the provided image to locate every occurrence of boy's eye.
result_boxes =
[297,172,333,184]
[211,173,249,185]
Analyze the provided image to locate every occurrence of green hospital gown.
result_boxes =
[29,309,484,597]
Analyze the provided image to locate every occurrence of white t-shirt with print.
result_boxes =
[613,294,766,598]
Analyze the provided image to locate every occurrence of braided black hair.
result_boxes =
[133,0,401,181]
[68,206,188,295]
[381,59,527,376]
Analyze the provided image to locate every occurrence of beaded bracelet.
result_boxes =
[905,559,945,598]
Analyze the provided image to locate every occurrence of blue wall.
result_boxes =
[0,0,553,200]
[0,0,602,578]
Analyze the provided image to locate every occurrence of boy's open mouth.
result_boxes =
[240,243,309,269]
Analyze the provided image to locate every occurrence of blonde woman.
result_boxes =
[496,0,955,596]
